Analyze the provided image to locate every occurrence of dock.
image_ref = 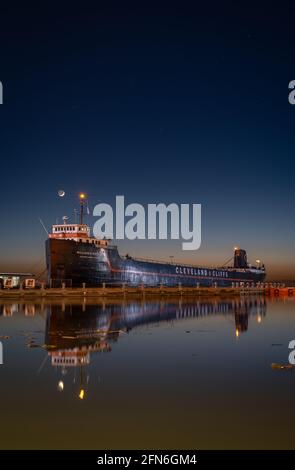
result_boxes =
[0,284,291,300]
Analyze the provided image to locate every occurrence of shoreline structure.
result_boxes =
[0,284,292,300]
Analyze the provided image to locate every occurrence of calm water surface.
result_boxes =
[0,296,294,449]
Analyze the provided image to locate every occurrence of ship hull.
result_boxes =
[46,239,266,288]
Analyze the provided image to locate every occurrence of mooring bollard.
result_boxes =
[122,282,126,297]
[82,283,87,297]
[141,284,145,297]
[40,282,45,297]
[178,282,183,295]
[19,282,24,298]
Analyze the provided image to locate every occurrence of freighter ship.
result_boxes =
[46,194,266,287]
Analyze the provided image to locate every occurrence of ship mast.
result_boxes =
[79,193,86,225]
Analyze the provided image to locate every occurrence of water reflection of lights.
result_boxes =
[57,381,64,392]
[79,389,85,400]
[0,297,268,397]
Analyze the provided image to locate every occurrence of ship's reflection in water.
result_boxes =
[43,298,266,398]
[3,295,295,450]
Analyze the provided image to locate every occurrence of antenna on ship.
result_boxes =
[38,218,49,235]
[79,193,86,225]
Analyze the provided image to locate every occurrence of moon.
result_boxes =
[58,190,65,197]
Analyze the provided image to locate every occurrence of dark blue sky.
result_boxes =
[0,3,295,278]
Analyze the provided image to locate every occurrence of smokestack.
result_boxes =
[234,248,248,268]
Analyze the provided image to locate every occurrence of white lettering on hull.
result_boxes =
[175,266,229,278]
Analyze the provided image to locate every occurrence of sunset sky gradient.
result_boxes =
[0,4,295,279]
